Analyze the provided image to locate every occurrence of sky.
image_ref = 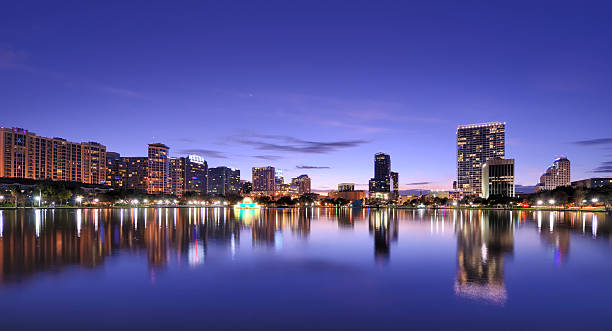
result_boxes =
[1,0,611,191]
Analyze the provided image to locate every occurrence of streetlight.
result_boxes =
[34,195,41,207]
[76,196,83,206]
[548,199,555,205]
[537,200,543,206]
[591,198,599,204]
[94,198,99,203]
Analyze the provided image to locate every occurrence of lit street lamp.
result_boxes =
[591,198,599,203]
[34,195,41,207]
[75,196,83,206]
[548,199,555,205]
[537,200,543,206]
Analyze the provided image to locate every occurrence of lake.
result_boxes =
[0,208,610,330]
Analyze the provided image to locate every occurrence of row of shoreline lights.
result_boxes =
[536,198,598,205]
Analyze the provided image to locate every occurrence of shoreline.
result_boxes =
[0,205,609,213]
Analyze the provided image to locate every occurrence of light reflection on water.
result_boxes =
[0,208,610,329]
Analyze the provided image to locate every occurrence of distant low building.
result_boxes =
[328,190,366,201]
[338,183,355,192]
[571,177,612,189]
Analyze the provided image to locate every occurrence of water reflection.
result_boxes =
[0,208,609,292]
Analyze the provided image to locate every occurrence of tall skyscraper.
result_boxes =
[369,153,391,193]
[0,127,107,184]
[252,166,276,192]
[291,174,311,195]
[481,158,515,198]
[457,122,505,196]
[208,166,240,195]
[147,143,170,194]
[535,157,570,192]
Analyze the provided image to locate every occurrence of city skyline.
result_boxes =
[1,2,611,191]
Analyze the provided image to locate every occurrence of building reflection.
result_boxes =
[454,210,513,305]
[368,209,398,262]
[0,208,610,287]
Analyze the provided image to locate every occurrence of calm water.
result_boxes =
[0,208,611,330]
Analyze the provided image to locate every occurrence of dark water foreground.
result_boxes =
[0,208,610,330]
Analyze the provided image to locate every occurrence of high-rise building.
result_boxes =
[106,152,125,188]
[481,158,515,199]
[241,180,252,194]
[124,157,148,191]
[275,169,284,191]
[390,171,399,200]
[535,157,570,192]
[457,122,505,196]
[0,127,107,184]
[169,157,185,198]
[291,174,311,195]
[369,153,391,193]
[208,166,240,196]
[168,154,208,198]
[252,166,276,192]
[338,183,355,192]
[147,143,170,195]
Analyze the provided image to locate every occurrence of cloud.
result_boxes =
[0,47,145,99]
[572,138,612,146]
[252,155,283,161]
[179,149,228,159]
[230,134,368,154]
[97,86,146,99]
[0,48,28,68]
[404,181,431,185]
[175,137,197,143]
[296,165,330,169]
[593,161,612,173]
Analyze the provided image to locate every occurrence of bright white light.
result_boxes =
[144,199,149,203]
[537,200,543,205]
[164,199,170,204]
[34,196,41,201]
[76,196,83,203]
[548,199,555,205]
[591,198,599,203]
[452,201,458,206]
[93,198,99,203]
[0,196,4,200]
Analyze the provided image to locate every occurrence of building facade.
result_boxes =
[147,143,170,195]
[252,166,276,192]
[390,171,399,200]
[481,158,515,199]
[0,127,107,184]
[208,166,240,196]
[338,183,355,192]
[571,177,612,189]
[169,157,185,198]
[535,157,570,192]
[457,122,505,196]
[291,174,311,195]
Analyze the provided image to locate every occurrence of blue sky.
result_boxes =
[1,0,611,191]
